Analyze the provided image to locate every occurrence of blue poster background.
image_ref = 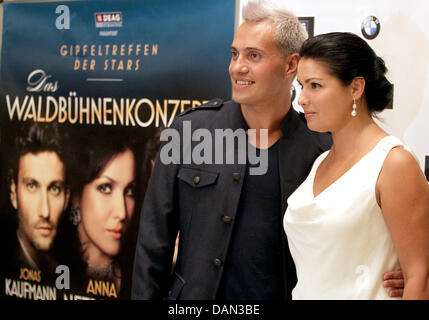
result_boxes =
[0,0,234,300]
[1,0,234,100]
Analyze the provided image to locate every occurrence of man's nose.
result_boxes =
[39,190,50,220]
[230,56,249,74]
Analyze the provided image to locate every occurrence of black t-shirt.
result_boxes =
[217,139,285,300]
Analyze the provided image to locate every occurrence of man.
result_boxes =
[132,0,403,299]
[5,122,70,277]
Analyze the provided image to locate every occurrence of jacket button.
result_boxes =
[232,173,241,181]
[168,290,172,296]
[193,175,201,184]
[213,258,222,267]
[223,216,232,224]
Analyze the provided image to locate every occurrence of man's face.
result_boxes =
[10,151,69,253]
[229,20,290,108]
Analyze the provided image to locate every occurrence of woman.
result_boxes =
[283,32,429,299]
[67,127,139,298]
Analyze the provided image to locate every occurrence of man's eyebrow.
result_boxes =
[230,46,264,53]
[22,177,38,183]
[244,47,264,52]
[49,180,66,186]
[21,177,66,185]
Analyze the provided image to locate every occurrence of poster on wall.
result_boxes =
[0,0,234,300]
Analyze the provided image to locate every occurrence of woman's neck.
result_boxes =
[330,115,387,161]
[77,224,111,267]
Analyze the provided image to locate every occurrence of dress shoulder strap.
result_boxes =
[377,135,403,151]
[373,135,418,175]
[376,135,418,160]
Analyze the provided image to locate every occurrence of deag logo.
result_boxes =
[95,12,122,28]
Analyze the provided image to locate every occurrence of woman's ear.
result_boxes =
[284,53,300,78]
[351,76,366,100]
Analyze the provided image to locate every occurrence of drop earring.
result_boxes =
[351,99,357,117]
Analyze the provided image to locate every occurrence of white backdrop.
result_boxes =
[236,0,429,174]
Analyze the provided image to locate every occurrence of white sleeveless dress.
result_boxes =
[283,135,413,300]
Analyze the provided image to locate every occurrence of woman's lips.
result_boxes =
[107,229,123,240]
[304,111,316,119]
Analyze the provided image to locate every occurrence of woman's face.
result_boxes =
[297,58,354,133]
[78,148,136,262]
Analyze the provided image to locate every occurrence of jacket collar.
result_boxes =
[228,100,249,131]
[280,107,302,138]
[231,100,301,137]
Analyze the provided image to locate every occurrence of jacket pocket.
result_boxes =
[177,167,219,188]
[166,272,186,300]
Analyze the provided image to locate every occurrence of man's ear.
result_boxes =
[284,53,300,78]
[10,179,18,210]
[351,76,366,100]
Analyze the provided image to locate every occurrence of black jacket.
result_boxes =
[132,99,332,300]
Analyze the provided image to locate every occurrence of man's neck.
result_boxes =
[240,99,291,148]
[17,231,39,270]
[241,100,290,129]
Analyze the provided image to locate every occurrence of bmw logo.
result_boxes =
[361,16,381,40]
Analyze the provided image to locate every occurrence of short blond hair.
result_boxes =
[242,0,308,56]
